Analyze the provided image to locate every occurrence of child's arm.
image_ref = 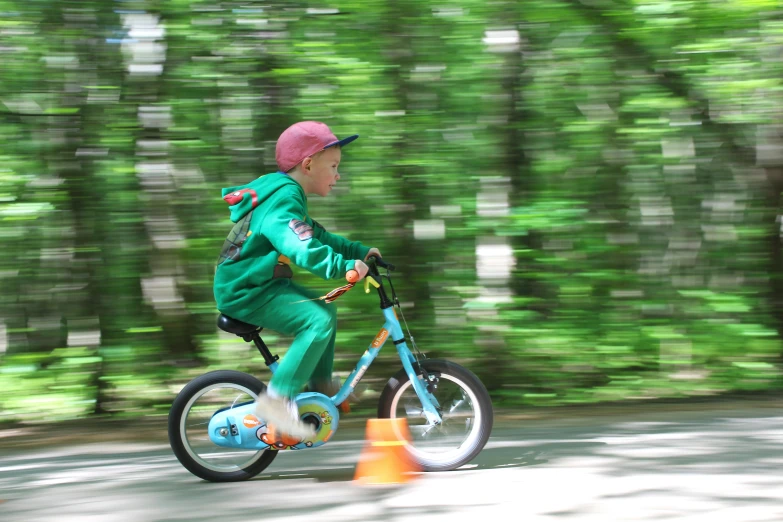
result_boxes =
[261,191,358,280]
[311,220,371,261]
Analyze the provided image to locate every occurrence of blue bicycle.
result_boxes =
[168,256,493,482]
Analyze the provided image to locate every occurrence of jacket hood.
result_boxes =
[221,172,301,223]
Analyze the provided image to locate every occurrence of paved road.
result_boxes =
[1,405,782,521]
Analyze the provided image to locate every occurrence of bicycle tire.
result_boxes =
[168,370,278,482]
[377,359,493,471]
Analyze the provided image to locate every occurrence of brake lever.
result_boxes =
[364,274,381,293]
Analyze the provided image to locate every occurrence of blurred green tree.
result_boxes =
[0,0,781,422]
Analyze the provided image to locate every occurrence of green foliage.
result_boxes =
[1,0,783,423]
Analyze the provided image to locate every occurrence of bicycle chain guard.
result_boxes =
[207,392,340,451]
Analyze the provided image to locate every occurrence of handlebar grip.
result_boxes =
[367,255,395,271]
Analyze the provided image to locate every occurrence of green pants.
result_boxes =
[244,280,337,398]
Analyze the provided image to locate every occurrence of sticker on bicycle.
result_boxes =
[371,328,389,348]
[350,365,368,388]
[258,426,303,449]
[243,415,261,428]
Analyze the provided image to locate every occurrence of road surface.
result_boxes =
[1,404,781,521]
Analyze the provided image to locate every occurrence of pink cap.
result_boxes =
[275,121,359,172]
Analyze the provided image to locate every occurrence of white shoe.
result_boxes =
[254,392,316,439]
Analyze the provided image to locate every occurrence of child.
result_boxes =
[213,121,380,438]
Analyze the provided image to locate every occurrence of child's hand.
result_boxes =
[346,260,369,283]
[364,248,382,261]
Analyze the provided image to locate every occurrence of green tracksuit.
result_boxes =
[213,172,370,396]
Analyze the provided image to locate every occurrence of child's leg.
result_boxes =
[308,326,336,391]
[247,282,337,398]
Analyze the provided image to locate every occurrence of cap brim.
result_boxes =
[325,134,359,149]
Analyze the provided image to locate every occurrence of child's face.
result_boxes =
[306,146,342,197]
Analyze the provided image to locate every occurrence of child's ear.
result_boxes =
[302,157,312,173]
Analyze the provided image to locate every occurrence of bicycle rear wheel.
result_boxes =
[168,370,277,482]
[377,359,493,471]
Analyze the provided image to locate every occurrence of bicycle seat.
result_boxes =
[217,314,262,335]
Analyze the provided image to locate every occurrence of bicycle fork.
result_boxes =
[397,344,443,426]
[342,307,443,425]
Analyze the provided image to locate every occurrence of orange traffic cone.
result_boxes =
[353,418,421,485]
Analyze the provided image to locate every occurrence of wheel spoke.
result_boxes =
[388,366,488,470]
[404,402,425,418]
[177,381,268,475]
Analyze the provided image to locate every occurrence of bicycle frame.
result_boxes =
[205,263,443,453]
[333,306,442,425]
[270,277,444,426]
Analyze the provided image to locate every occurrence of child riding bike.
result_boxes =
[213,121,380,438]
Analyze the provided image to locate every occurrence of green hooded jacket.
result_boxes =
[213,172,370,320]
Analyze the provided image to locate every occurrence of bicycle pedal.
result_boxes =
[339,401,351,415]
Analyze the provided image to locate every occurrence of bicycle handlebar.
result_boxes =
[366,255,395,272]
[332,256,395,302]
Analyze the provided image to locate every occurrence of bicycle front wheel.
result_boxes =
[377,359,493,471]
